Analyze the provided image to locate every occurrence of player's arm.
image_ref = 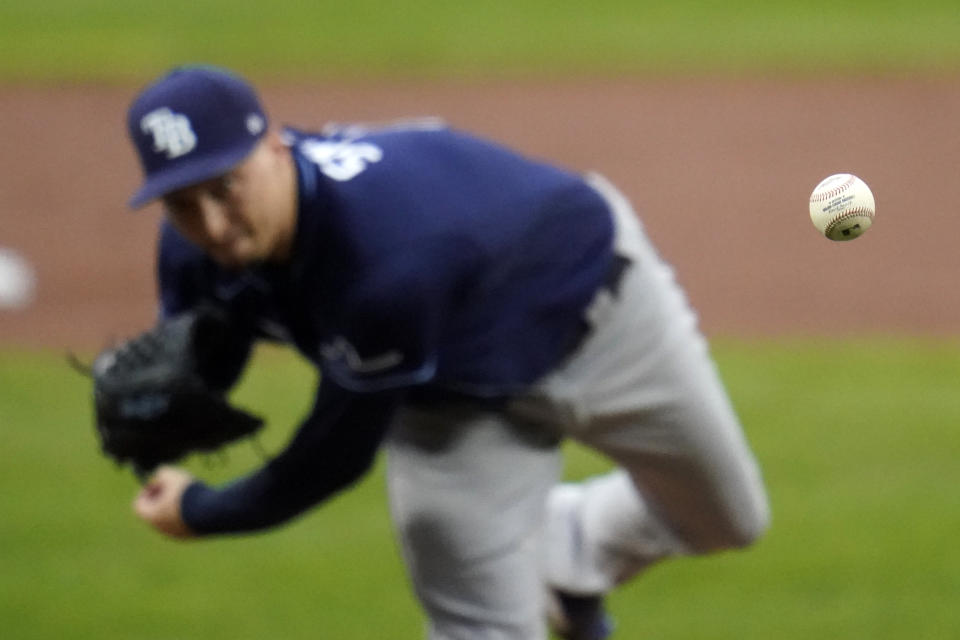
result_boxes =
[177,381,401,535]
[157,221,256,391]
[167,256,452,535]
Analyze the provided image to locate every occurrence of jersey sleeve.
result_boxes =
[155,221,256,390]
[180,380,400,534]
[156,221,209,319]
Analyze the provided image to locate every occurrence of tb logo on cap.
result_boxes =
[141,107,197,159]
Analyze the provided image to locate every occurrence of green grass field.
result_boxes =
[1,0,960,82]
[1,340,957,639]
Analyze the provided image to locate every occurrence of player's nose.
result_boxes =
[197,194,231,244]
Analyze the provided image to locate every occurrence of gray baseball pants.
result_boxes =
[385,174,770,639]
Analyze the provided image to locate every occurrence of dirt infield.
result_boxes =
[2,76,959,349]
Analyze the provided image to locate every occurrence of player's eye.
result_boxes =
[163,195,196,216]
[209,174,237,201]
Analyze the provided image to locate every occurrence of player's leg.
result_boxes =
[540,346,770,593]
[519,173,770,595]
[385,402,562,640]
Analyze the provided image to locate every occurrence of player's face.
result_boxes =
[162,132,297,269]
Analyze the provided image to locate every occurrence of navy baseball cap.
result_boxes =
[127,65,268,208]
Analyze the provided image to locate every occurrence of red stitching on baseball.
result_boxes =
[810,175,856,203]
[823,206,874,236]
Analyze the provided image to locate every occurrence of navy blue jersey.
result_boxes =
[163,123,616,533]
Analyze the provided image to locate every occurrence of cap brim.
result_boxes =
[128,139,259,209]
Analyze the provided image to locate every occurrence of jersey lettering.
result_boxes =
[320,336,403,374]
[299,140,383,181]
[140,107,197,159]
[119,392,172,420]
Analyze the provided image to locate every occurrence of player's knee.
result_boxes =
[396,502,449,550]
[699,494,771,552]
[727,506,770,550]
[396,501,487,562]
[674,483,770,554]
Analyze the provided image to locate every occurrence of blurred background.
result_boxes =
[1,2,958,638]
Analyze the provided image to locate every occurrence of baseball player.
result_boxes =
[127,65,770,639]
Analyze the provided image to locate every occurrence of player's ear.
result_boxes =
[265,129,287,153]
[263,129,293,170]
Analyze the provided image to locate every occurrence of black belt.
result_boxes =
[604,253,632,297]
[562,252,632,359]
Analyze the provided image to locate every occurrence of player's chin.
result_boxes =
[209,246,255,271]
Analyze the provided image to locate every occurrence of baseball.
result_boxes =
[0,248,36,309]
[808,173,875,241]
